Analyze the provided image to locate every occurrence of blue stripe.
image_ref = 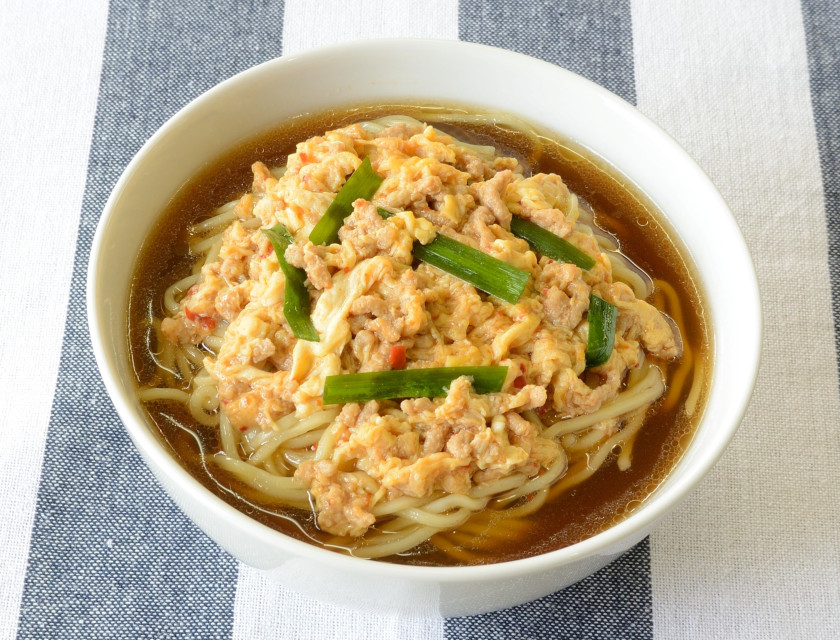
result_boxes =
[16,2,285,638]
[458,0,635,104]
[453,1,650,637]
[447,541,652,639]
[801,1,840,378]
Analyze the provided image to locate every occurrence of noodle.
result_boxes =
[684,360,705,418]
[148,356,664,560]
[188,201,238,233]
[352,525,440,559]
[542,363,665,440]
[399,507,475,529]
[616,409,646,471]
[656,278,695,413]
[213,454,310,509]
[219,412,239,460]
[203,334,224,353]
[428,534,481,564]
[138,387,190,403]
[248,409,339,465]
[163,274,200,314]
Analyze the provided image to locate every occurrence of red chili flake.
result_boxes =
[513,375,527,389]
[300,152,309,162]
[388,345,407,370]
[184,306,196,321]
[541,288,549,296]
[197,315,216,331]
[239,425,248,432]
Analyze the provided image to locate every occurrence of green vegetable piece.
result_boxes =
[263,224,320,342]
[585,294,618,368]
[510,215,596,271]
[414,236,529,304]
[376,208,530,304]
[309,157,383,245]
[322,366,509,404]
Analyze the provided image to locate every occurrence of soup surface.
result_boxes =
[128,104,710,566]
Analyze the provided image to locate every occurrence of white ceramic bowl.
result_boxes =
[87,39,760,617]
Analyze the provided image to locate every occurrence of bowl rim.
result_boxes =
[87,37,762,582]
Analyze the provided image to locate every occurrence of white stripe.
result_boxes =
[232,569,444,640]
[281,0,458,56]
[633,0,840,637]
[231,2,457,637]
[0,0,109,637]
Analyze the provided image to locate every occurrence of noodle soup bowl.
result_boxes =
[88,39,761,616]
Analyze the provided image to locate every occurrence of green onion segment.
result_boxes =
[309,157,383,246]
[263,225,320,342]
[377,208,529,304]
[510,215,596,271]
[585,294,618,368]
[322,366,509,404]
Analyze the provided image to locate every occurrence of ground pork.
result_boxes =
[155,119,687,540]
[536,261,591,329]
[471,169,514,227]
[295,460,378,537]
[599,282,680,359]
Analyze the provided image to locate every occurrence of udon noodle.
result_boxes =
[133,111,707,564]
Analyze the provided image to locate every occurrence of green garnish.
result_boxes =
[585,294,618,368]
[510,215,596,271]
[309,157,383,246]
[322,366,509,404]
[376,208,530,304]
[263,224,320,342]
[414,236,530,304]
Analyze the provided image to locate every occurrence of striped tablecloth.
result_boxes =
[2,1,838,638]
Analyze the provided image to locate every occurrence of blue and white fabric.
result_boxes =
[1,1,838,637]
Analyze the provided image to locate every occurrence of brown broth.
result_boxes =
[127,104,710,566]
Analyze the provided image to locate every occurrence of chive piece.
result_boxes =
[585,294,618,368]
[377,208,529,304]
[510,215,596,270]
[414,236,529,304]
[263,225,320,342]
[309,157,383,245]
[322,366,508,404]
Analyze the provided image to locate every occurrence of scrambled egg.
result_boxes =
[161,119,678,537]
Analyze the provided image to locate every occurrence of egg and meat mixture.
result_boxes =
[161,120,678,537]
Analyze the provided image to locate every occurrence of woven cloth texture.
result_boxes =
[1,1,838,638]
